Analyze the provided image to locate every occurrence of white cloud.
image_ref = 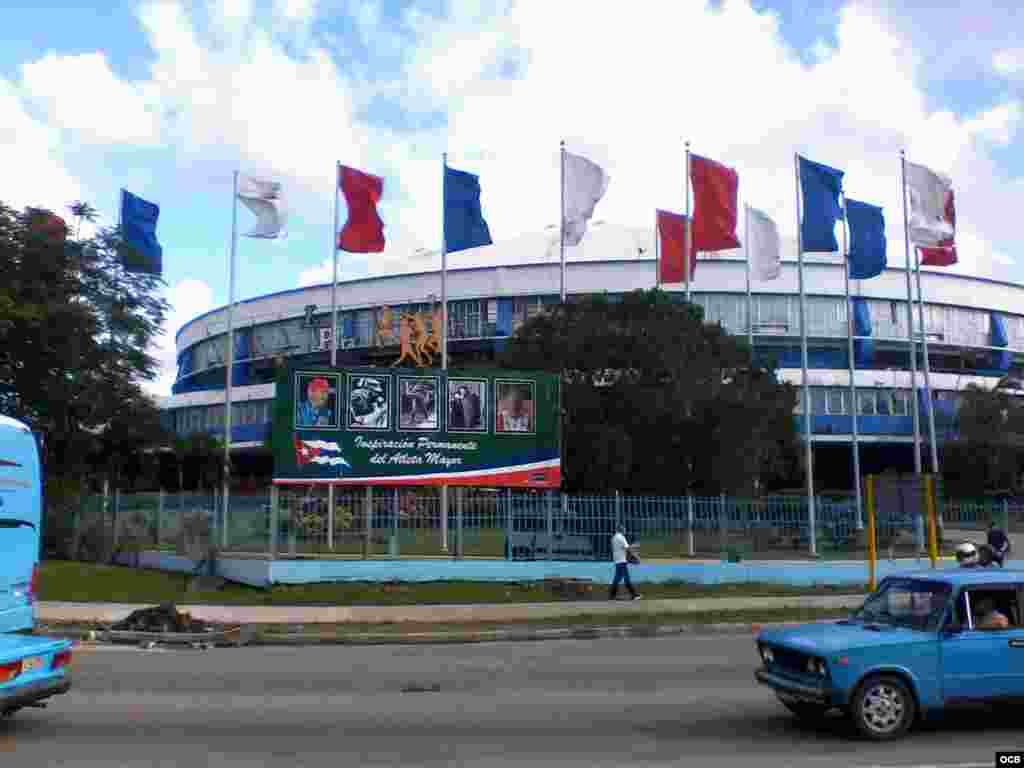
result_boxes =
[20,52,160,145]
[144,278,216,396]
[0,77,82,214]
[277,0,316,21]
[994,48,1024,77]
[388,0,1022,283]
[964,102,1022,145]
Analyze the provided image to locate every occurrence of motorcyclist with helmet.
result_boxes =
[986,520,1011,567]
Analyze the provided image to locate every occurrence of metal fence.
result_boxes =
[58,487,1024,563]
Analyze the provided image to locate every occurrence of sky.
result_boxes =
[2,0,1022,397]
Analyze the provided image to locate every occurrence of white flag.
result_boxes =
[237,174,287,238]
[562,152,609,246]
[746,205,781,281]
[904,161,954,247]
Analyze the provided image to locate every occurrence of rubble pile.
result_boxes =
[110,603,209,633]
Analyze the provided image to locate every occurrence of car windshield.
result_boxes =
[851,578,952,631]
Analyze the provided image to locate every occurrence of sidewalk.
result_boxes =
[38,593,867,626]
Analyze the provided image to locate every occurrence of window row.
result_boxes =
[168,401,271,437]
[795,387,963,416]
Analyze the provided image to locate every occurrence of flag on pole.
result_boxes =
[690,154,740,251]
[27,209,68,246]
[745,205,781,281]
[798,156,845,252]
[444,165,492,253]
[918,187,957,266]
[119,190,163,274]
[846,199,887,279]
[562,151,609,246]
[656,210,690,284]
[338,165,385,253]
[237,175,286,238]
[904,161,954,248]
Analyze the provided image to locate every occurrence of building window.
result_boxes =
[891,390,908,416]
[812,389,828,415]
[876,389,892,415]
[355,310,372,346]
[858,390,876,416]
[828,388,847,415]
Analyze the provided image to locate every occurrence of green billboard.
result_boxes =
[272,364,561,488]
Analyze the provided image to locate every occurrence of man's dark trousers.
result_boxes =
[610,563,637,599]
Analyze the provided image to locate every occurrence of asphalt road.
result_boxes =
[2,634,1020,767]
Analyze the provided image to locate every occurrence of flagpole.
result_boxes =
[745,204,753,352]
[794,154,816,557]
[915,249,940,474]
[441,152,449,553]
[560,140,566,302]
[655,210,660,290]
[684,141,691,303]
[330,162,340,367]
[223,170,239,550]
[900,151,923,474]
[842,196,863,531]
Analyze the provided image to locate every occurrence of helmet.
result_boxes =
[955,541,979,567]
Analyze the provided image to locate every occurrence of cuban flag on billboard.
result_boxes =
[294,437,351,472]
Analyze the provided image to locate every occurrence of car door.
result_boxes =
[941,585,1024,703]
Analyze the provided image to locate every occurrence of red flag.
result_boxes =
[27,210,68,245]
[657,210,692,284]
[690,154,741,252]
[918,188,957,267]
[338,165,385,253]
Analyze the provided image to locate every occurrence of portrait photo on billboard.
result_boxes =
[398,376,439,431]
[294,372,340,429]
[447,379,486,433]
[494,379,535,435]
[347,374,390,430]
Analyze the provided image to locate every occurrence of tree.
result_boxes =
[0,200,170,506]
[941,383,1024,496]
[498,289,801,495]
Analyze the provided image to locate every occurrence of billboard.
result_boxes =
[272,364,561,487]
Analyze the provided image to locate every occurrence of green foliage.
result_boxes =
[498,289,801,495]
[0,199,170,501]
[941,382,1024,496]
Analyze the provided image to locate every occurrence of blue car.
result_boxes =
[755,569,1024,740]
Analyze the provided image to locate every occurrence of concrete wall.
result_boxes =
[116,550,1000,588]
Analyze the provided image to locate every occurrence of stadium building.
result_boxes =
[162,224,1024,491]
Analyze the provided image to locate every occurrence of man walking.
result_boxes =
[610,524,641,600]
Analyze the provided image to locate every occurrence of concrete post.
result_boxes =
[456,487,464,560]
[157,488,165,550]
[328,484,335,551]
[269,485,279,559]
[505,488,513,560]
[364,485,372,560]
[686,495,695,557]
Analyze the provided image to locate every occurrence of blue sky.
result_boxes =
[1,0,1021,394]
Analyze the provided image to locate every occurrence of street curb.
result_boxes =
[52,618,839,648]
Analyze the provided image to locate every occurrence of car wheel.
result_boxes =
[850,675,916,741]
[778,698,830,721]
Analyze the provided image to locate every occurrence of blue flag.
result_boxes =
[120,190,163,275]
[846,199,886,279]
[444,166,492,253]
[991,311,1012,370]
[851,296,874,365]
[798,157,844,252]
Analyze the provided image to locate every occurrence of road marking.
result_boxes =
[73,643,172,653]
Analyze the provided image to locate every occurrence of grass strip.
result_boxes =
[39,560,865,606]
